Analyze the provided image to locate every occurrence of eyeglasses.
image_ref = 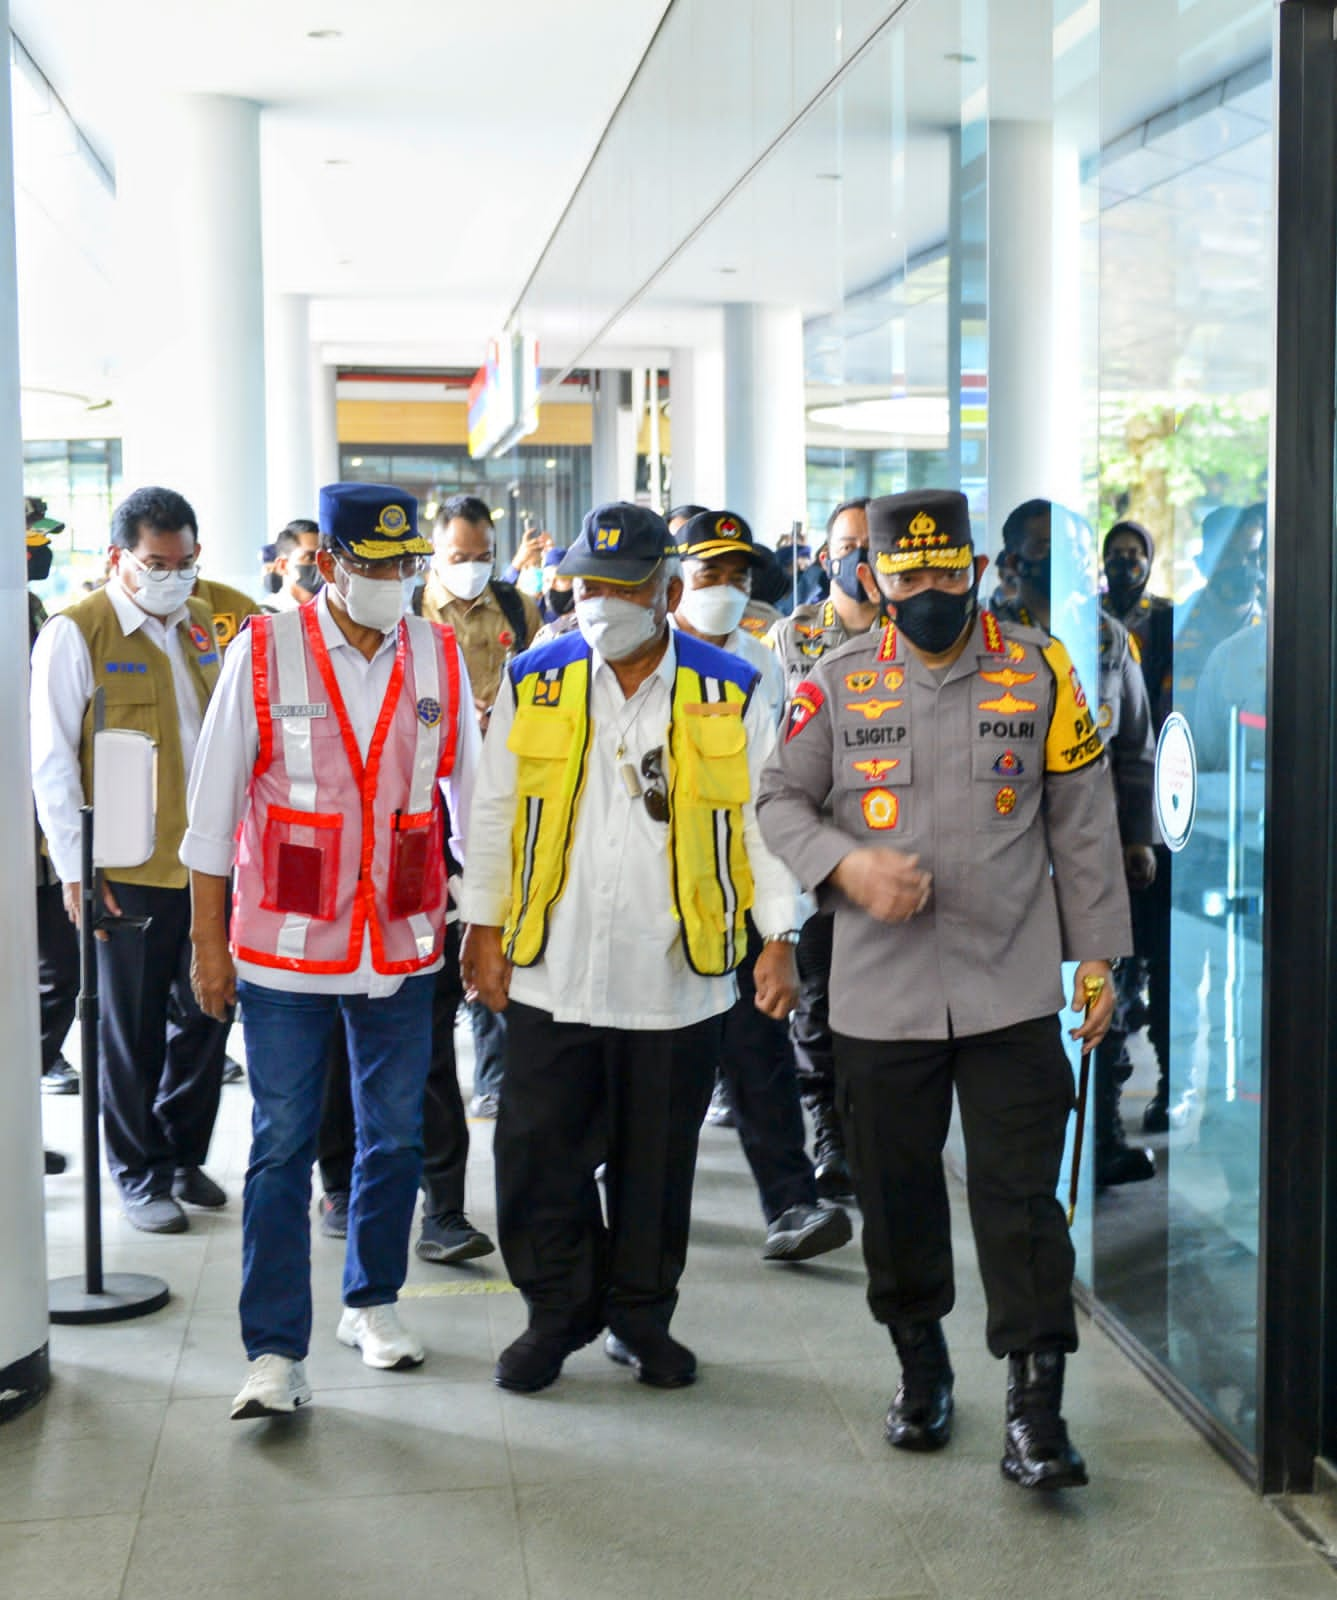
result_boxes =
[336,553,427,580]
[124,550,198,583]
[641,746,669,824]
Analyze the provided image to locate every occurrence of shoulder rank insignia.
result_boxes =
[980,611,1004,654]
[861,788,900,830]
[852,758,900,782]
[1006,639,1027,663]
[876,622,898,661]
[978,690,1038,715]
[846,697,904,720]
[1128,632,1143,664]
[785,681,825,743]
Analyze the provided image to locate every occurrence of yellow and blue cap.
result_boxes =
[558,501,674,586]
[318,481,433,563]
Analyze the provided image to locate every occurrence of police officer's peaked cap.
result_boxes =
[678,509,767,570]
[318,482,432,563]
[868,489,973,578]
[558,502,674,586]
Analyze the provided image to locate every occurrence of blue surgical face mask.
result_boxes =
[829,547,870,602]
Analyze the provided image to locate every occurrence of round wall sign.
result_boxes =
[1154,711,1198,853]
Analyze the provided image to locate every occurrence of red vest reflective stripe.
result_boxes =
[232,602,460,976]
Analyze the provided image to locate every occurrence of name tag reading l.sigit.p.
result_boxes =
[272,703,328,719]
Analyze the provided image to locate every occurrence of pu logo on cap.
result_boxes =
[375,505,408,536]
[593,524,622,551]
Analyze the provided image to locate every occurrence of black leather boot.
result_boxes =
[1001,1351,1088,1490]
[811,1102,855,1202]
[884,1321,954,1451]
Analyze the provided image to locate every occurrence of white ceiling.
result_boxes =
[9,0,669,401]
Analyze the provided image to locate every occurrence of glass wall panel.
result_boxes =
[558,0,1276,1466]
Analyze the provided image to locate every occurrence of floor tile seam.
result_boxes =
[133,1481,522,1519]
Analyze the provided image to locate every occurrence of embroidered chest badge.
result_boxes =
[416,697,442,727]
[861,788,900,830]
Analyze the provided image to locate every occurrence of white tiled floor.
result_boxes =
[12,1025,1337,1600]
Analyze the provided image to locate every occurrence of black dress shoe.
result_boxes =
[604,1328,697,1388]
[885,1321,954,1451]
[811,1104,856,1202]
[1001,1351,1088,1490]
[1095,1143,1155,1186]
[44,1149,68,1175]
[1141,1096,1169,1134]
[495,1327,593,1394]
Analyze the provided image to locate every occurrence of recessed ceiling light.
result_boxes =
[545,459,557,470]
[349,456,364,467]
[307,29,343,40]
[338,257,353,266]
[718,266,738,275]
[325,158,351,167]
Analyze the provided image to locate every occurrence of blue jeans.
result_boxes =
[468,999,506,1097]
[237,975,434,1361]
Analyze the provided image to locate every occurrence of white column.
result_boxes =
[985,120,1084,544]
[669,345,725,509]
[722,303,808,543]
[116,95,267,593]
[590,370,637,505]
[265,293,316,527]
[311,360,340,491]
[0,0,51,1420]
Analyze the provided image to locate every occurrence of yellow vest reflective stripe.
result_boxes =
[502,633,757,976]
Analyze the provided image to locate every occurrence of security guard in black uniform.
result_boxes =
[765,497,881,1200]
[994,500,1157,1186]
[758,489,1131,1491]
[1103,519,1174,1132]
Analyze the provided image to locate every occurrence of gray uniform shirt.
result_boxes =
[766,598,870,691]
[755,609,1132,1041]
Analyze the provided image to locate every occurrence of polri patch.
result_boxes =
[993,750,1024,777]
[785,681,825,743]
[861,788,899,830]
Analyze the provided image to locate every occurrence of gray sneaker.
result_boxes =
[763,1201,852,1263]
[124,1195,189,1234]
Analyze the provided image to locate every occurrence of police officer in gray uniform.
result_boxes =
[757,489,1130,1491]
[765,498,881,1200]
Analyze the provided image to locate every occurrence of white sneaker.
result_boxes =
[336,1303,425,1370]
[230,1354,312,1420]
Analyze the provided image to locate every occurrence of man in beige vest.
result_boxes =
[30,486,230,1234]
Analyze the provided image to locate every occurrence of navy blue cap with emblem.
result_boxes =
[558,501,673,586]
[318,482,434,564]
[678,509,768,570]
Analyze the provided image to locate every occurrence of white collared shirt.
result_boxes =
[670,615,787,729]
[179,590,479,997]
[30,578,206,884]
[458,631,803,1031]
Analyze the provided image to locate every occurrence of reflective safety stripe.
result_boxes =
[406,624,441,815]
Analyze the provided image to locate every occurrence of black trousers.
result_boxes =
[35,880,79,1074]
[97,881,228,1201]
[834,1016,1077,1358]
[317,920,470,1221]
[791,911,835,1113]
[1132,848,1172,1091]
[717,922,817,1222]
[496,1000,718,1341]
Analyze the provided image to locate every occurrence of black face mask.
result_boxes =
[548,586,575,616]
[1104,555,1147,610]
[1211,564,1259,610]
[27,544,52,582]
[829,548,870,603]
[892,584,978,655]
[263,569,282,595]
[294,561,323,595]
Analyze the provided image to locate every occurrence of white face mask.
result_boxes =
[677,583,749,639]
[575,594,660,661]
[434,558,492,602]
[121,559,195,617]
[338,569,416,633]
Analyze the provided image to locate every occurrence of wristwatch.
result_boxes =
[766,930,802,946]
